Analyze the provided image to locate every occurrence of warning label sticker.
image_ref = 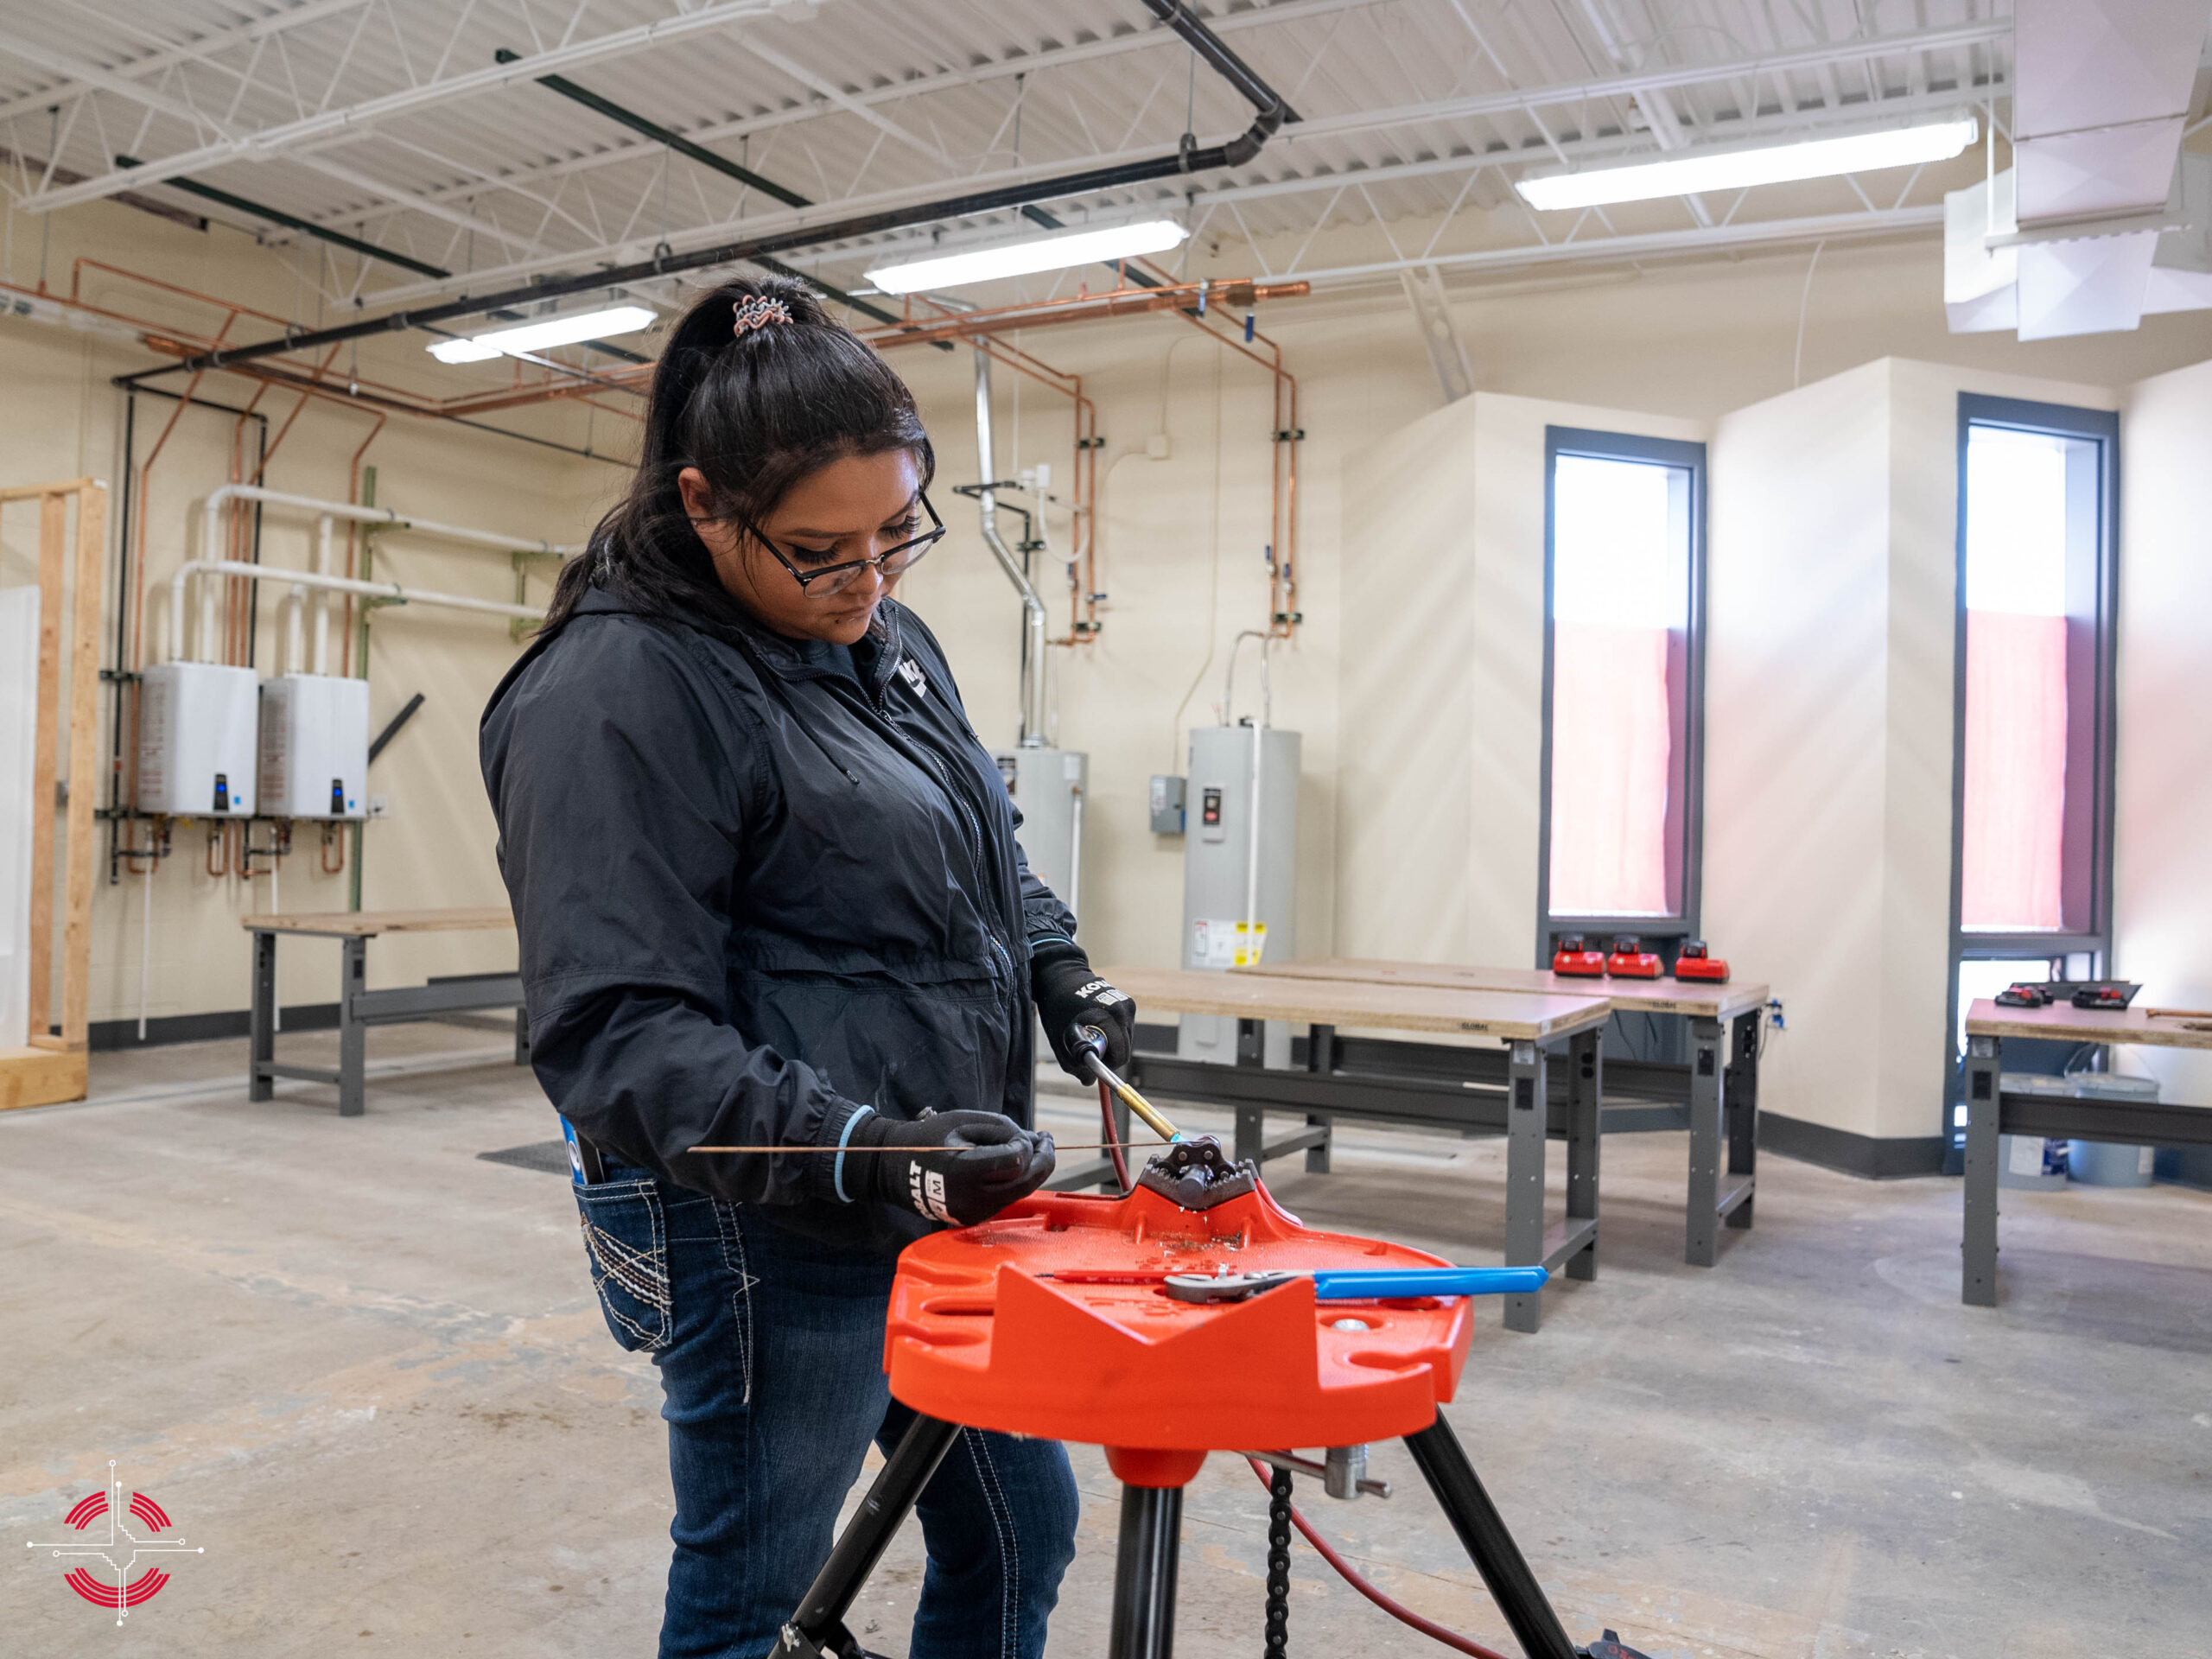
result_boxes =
[1192,918,1267,969]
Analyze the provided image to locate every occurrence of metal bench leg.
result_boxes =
[1963,1035,2001,1307]
[248,928,276,1102]
[1306,1023,1333,1173]
[338,935,367,1117]
[1503,1039,1548,1333]
[1686,1015,1725,1267]
[1234,1106,1264,1165]
[1726,1008,1758,1230]
[1564,1028,1600,1281]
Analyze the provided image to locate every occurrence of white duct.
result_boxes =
[973,348,1051,747]
[1946,0,2212,339]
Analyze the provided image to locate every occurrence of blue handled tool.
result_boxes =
[1161,1265,1548,1304]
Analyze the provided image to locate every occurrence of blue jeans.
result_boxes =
[575,1163,1079,1659]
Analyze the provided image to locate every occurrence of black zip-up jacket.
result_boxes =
[480,588,1077,1255]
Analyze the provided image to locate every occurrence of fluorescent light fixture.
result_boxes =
[866,219,1189,294]
[428,302,657,364]
[1516,118,1978,211]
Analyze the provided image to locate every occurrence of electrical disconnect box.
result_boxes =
[1178,723,1300,1066]
[1149,775,1186,835]
[259,674,370,820]
[995,747,1088,920]
[137,662,259,817]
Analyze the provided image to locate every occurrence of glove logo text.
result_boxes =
[912,1166,955,1224]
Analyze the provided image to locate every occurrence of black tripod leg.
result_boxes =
[1109,1483,1184,1659]
[776,1413,963,1659]
[1404,1417,1579,1659]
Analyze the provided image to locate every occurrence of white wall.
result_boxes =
[2115,358,2212,1107]
[1707,359,2122,1147]
[1337,392,1706,968]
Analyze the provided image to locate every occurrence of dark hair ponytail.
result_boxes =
[542,274,933,632]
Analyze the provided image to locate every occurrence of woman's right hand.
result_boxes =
[845,1109,1056,1226]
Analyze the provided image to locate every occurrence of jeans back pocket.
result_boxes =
[575,1179,671,1352]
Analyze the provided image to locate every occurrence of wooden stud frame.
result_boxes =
[2,477,107,1110]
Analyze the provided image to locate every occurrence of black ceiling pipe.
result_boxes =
[493,48,807,208]
[115,155,452,280]
[489,48,934,339]
[128,1,1295,384]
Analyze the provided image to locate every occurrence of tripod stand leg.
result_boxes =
[1109,1483,1184,1659]
[776,1413,963,1659]
[1403,1416,1578,1659]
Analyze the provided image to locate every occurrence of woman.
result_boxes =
[480,277,1139,1659]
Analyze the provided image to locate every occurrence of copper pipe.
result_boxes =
[342,415,387,678]
[861,276,1308,350]
[1170,307,1301,639]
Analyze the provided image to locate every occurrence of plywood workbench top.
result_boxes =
[1965,997,2212,1052]
[240,907,516,938]
[1237,957,1770,1020]
[1103,964,1611,1042]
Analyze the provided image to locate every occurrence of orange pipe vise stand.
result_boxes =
[771,1139,1651,1659]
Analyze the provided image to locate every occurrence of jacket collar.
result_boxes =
[574,584,907,699]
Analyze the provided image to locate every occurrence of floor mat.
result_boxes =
[478,1141,571,1175]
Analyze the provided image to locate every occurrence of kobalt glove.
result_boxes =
[846,1109,1057,1226]
[1032,938,1137,1082]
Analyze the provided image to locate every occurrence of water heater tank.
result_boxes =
[137,662,258,817]
[258,673,370,820]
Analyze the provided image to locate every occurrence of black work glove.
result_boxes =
[847,1109,1056,1227]
[1032,938,1136,1082]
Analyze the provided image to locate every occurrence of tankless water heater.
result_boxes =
[137,661,259,817]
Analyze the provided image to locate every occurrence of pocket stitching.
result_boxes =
[577,1182,671,1353]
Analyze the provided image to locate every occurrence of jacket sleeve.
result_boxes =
[1012,829,1079,954]
[481,620,868,1204]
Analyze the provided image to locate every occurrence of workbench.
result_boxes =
[1236,958,1770,1268]
[1099,965,1612,1332]
[1962,997,2212,1306]
[243,908,524,1116]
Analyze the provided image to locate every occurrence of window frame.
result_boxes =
[1942,393,2120,1155]
[1535,425,1710,963]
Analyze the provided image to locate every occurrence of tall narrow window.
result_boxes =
[1539,429,1706,954]
[1946,396,2117,1155]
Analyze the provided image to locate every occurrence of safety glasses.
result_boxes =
[746,491,947,598]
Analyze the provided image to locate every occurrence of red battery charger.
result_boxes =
[1672,940,1731,983]
[1606,936,1662,979]
[1551,933,1608,977]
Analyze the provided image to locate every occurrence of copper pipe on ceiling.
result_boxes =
[857,276,1310,351]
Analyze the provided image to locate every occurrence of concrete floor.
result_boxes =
[2,1026,2208,1659]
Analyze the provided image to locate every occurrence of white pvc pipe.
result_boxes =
[284,585,306,675]
[182,485,580,662]
[314,514,334,675]
[202,483,583,558]
[173,560,540,660]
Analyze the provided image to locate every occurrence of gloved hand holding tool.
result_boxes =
[1032,938,1136,1080]
[843,1109,1057,1226]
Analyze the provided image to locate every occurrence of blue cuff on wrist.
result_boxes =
[833,1105,874,1204]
